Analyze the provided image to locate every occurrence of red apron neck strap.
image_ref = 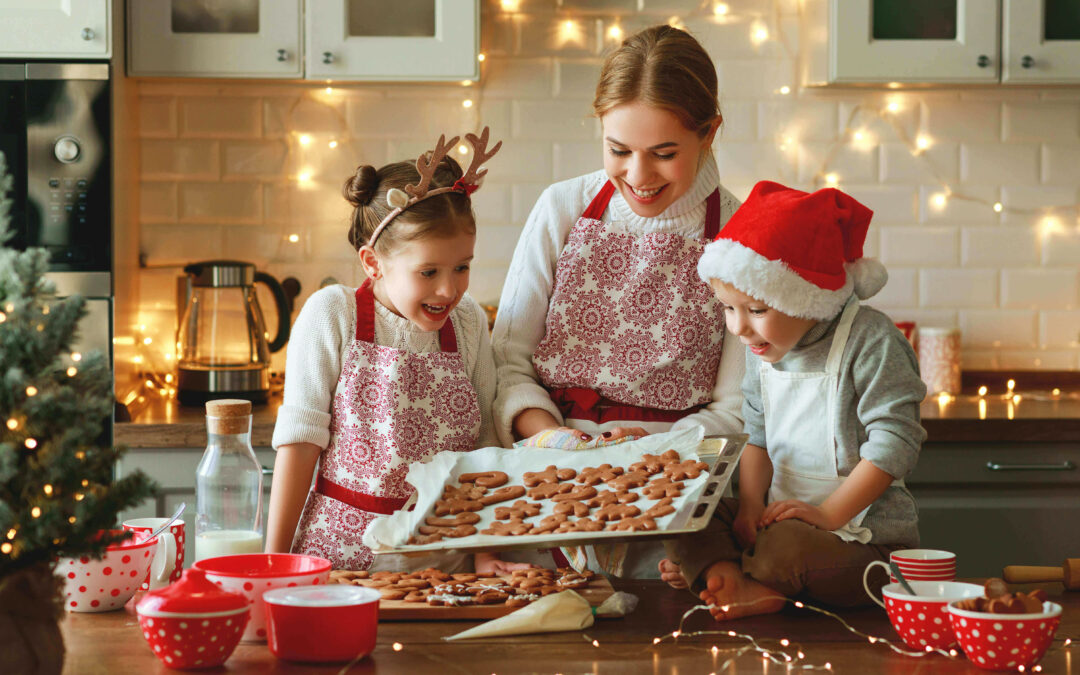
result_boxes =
[355,279,458,352]
[703,189,722,240]
[582,181,617,220]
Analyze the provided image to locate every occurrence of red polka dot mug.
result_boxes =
[59,529,177,612]
[123,517,186,589]
[864,577,984,650]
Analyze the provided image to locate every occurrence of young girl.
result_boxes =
[665,181,926,619]
[266,129,516,574]
[492,25,746,578]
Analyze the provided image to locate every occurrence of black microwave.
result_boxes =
[0,62,110,273]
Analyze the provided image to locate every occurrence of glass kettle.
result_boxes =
[176,260,290,406]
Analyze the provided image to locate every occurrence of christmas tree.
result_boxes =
[0,150,157,579]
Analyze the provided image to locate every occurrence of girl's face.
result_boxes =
[709,280,817,364]
[360,228,475,332]
[601,101,720,218]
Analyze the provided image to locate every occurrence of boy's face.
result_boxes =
[709,280,817,363]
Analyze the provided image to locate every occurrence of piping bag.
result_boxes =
[443,590,639,641]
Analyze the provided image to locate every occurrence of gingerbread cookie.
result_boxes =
[433,498,485,516]
[594,503,641,522]
[424,512,481,527]
[550,485,599,503]
[641,477,684,500]
[442,484,487,501]
[458,471,509,488]
[494,500,541,520]
[407,532,444,545]
[629,449,681,475]
[528,514,569,534]
[576,464,625,486]
[553,500,591,517]
[606,470,650,491]
[644,497,676,519]
[417,524,477,538]
[664,458,709,481]
[527,482,575,500]
[605,515,658,532]
[587,490,638,508]
[478,485,527,506]
[555,518,604,533]
[480,519,532,536]
[523,465,577,486]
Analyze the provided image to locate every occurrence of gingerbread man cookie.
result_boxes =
[594,503,641,522]
[527,482,575,500]
[523,465,577,486]
[550,485,599,503]
[605,515,658,532]
[587,490,639,508]
[424,512,481,527]
[606,470,650,491]
[641,477,684,500]
[480,520,532,536]
[553,500,591,517]
[629,449,681,475]
[664,458,709,481]
[494,500,541,520]
[576,464,625,486]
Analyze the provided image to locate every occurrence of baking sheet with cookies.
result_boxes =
[364,427,747,556]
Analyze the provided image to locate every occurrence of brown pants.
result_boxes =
[664,498,901,607]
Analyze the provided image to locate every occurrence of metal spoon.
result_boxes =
[148,502,186,540]
[889,560,917,595]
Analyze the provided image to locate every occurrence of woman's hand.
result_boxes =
[474,552,534,576]
[759,499,836,531]
[733,500,765,548]
[599,426,648,443]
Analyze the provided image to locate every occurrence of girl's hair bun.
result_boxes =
[344,164,379,207]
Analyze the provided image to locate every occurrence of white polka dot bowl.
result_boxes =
[192,553,331,643]
[136,568,249,670]
[868,581,985,650]
[59,529,177,612]
[947,600,1062,671]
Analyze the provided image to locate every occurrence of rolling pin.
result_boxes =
[1003,558,1080,590]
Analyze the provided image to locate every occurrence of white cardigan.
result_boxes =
[490,157,746,446]
[272,285,498,451]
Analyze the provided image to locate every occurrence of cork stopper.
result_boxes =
[205,399,252,435]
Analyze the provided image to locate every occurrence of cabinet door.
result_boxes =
[306,0,478,81]
[0,0,111,58]
[127,0,302,78]
[1003,0,1080,83]
[830,0,1000,83]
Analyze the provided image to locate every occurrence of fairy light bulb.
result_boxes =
[288,234,300,243]
[462,99,473,108]
[31,507,41,518]
[298,134,312,146]
[68,516,76,524]
[591,639,599,647]
[1,543,11,554]
[477,53,485,62]
[324,87,333,95]
[328,140,338,149]
[915,134,932,151]
[25,439,37,449]
[978,386,988,396]
[750,22,769,45]
[713,2,729,16]
[458,144,469,154]
[5,419,16,430]
[71,352,82,361]
[778,85,791,95]
[392,642,403,651]
[43,484,53,496]
[499,0,520,11]
[1053,388,1061,396]
[1007,379,1016,393]
[25,386,37,396]
[66,367,77,377]
[993,202,1003,212]
[607,24,623,41]
[824,173,839,188]
[931,192,948,210]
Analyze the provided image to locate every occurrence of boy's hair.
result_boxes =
[343,155,476,253]
[593,24,721,138]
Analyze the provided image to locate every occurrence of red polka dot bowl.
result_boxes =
[137,568,250,670]
[868,580,985,651]
[264,585,380,663]
[193,553,331,643]
[947,600,1062,671]
[59,529,177,612]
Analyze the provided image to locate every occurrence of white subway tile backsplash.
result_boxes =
[880,226,958,266]
[1003,103,1080,143]
[263,97,348,138]
[476,223,525,265]
[961,226,1039,267]
[922,100,1000,143]
[920,269,998,308]
[482,59,554,98]
[513,100,596,139]
[553,142,600,182]
[490,140,553,182]
[960,143,1041,185]
[1002,269,1078,310]
[139,97,177,138]
[919,185,999,223]
[1041,311,1080,348]
[179,183,262,224]
[960,310,1038,349]
[1042,229,1080,267]
[223,141,288,179]
[140,140,220,181]
[880,142,959,184]
[346,95,427,138]
[870,267,918,308]
[717,100,757,142]
[555,59,603,99]
[469,265,510,305]
[1000,186,1080,226]
[758,99,838,142]
[846,185,917,224]
[512,183,550,223]
[141,223,224,266]
[1043,144,1080,185]
[716,60,791,99]
[139,183,177,223]
[180,97,261,138]
[472,182,513,224]
[797,142,877,185]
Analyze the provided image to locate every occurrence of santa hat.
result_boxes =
[698,180,887,321]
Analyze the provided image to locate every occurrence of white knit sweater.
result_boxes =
[272,284,498,451]
[491,157,746,446]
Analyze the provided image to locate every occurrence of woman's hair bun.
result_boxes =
[344,164,379,207]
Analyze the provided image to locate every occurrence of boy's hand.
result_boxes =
[759,499,837,531]
[474,552,534,576]
[733,501,765,548]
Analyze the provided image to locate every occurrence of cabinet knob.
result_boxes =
[81,27,95,41]
[322,51,334,65]
[976,54,990,68]
[277,49,288,62]
[1021,55,1035,69]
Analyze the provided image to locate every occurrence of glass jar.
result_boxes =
[195,399,264,561]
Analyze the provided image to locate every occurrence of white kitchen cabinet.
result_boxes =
[809,0,1080,85]
[126,0,479,82]
[305,0,478,81]
[127,0,303,78]
[1003,0,1080,83]
[0,0,111,58]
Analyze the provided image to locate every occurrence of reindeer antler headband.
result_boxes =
[366,126,502,248]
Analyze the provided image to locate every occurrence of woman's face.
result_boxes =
[601,101,719,218]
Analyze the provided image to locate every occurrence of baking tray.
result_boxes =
[368,432,747,557]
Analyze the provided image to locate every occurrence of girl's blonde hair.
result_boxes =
[343,155,476,253]
[593,24,721,137]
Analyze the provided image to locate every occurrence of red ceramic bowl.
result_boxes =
[193,553,331,642]
[263,585,380,663]
[879,581,984,650]
[948,600,1062,671]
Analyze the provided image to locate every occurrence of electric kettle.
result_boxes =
[176,260,290,406]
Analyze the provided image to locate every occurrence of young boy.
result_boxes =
[661,181,926,620]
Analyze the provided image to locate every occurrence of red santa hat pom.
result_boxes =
[698,180,887,321]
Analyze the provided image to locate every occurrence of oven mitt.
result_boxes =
[513,428,639,450]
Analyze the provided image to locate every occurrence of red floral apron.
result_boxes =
[292,280,481,570]
[533,181,726,425]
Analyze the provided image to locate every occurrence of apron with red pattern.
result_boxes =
[533,180,726,425]
[292,280,481,570]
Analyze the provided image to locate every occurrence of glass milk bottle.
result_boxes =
[195,399,264,560]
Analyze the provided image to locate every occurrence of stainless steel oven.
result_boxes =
[0,62,112,371]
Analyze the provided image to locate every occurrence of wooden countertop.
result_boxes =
[60,580,1079,674]
[115,391,1080,448]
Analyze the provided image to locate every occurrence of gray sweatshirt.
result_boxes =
[742,299,926,547]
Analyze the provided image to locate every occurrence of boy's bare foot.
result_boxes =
[698,560,785,621]
[658,558,688,590]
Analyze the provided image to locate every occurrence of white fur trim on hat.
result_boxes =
[845,257,888,301]
[698,238,856,321]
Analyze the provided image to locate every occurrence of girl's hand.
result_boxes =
[599,426,648,443]
[759,499,835,531]
[474,552,534,576]
[733,501,764,548]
